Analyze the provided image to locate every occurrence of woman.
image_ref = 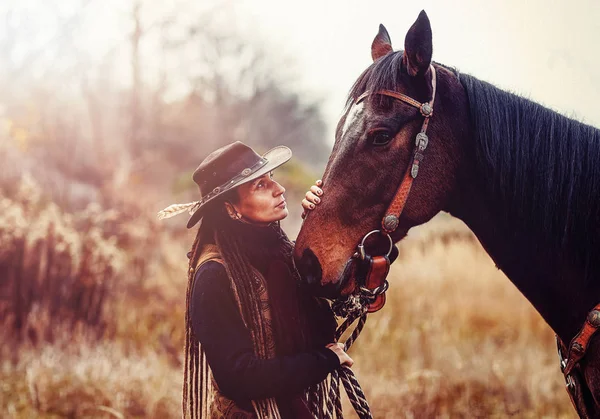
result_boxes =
[158,142,352,419]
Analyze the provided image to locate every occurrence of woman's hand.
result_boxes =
[301,179,324,219]
[326,342,354,367]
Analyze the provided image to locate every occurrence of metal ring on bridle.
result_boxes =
[360,279,389,297]
[356,229,393,261]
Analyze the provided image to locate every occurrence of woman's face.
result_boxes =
[231,172,288,224]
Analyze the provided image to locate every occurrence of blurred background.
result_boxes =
[1,0,598,417]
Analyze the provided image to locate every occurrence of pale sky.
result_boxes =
[233,0,600,142]
[3,0,600,143]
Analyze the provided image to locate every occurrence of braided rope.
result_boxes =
[321,302,373,419]
[325,370,341,418]
[334,376,344,418]
[340,367,371,417]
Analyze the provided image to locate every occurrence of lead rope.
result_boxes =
[316,294,376,419]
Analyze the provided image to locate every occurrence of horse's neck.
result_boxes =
[448,162,598,343]
[442,77,600,342]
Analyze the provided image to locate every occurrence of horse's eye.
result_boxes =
[368,131,393,146]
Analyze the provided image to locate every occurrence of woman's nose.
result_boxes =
[273,181,285,196]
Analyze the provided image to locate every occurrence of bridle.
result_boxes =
[324,65,438,419]
[336,65,437,315]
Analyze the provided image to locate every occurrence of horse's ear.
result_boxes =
[371,24,393,62]
[403,10,433,76]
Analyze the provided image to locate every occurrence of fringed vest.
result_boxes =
[194,244,282,418]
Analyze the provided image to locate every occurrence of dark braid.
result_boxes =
[214,225,265,334]
[183,225,207,419]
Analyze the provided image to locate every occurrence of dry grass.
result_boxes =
[1,343,179,418]
[0,199,577,418]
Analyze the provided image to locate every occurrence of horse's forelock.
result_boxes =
[346,51,406,111]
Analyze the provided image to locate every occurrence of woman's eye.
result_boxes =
[368,131,393,146]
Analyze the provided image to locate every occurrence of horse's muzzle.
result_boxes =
[295,247,356,299]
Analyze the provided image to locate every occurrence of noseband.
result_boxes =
[338,65,437,314]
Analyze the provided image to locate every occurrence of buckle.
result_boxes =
[415,132,429,151]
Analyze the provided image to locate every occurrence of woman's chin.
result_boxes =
[276,207,289,221]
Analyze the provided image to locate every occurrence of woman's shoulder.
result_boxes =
[194,260,227,286]
[196,259,225,273]
[191,260,234,309]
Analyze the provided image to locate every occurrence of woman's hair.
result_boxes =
[183,219,205,419]
[190,190,239,248]
[182,199,223,419]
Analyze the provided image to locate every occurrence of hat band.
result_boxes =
[198,157,268,206]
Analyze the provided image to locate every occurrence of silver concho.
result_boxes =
[382,214,399,232]
[588,310,600,327]
[213,187,221,194]
[421,102,433,116]
[241,168,252,176]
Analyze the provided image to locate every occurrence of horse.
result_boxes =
[293,10,600,418]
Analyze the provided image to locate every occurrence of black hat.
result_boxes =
[157,142,292,228]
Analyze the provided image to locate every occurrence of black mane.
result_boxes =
[460,74,600,273]
[345,52,406,111]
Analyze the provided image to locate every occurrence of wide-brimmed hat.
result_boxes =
[157,141,292,228]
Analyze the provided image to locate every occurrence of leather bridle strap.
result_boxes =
[556,303,600,417]
[560,304,600,377]
[355,65,437,234]
[354,254,390,313]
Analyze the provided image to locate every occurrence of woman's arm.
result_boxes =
[190,262,341,402]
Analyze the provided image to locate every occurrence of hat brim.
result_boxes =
[186,146,292,228]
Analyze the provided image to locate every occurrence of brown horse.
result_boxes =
[294,10,600,417]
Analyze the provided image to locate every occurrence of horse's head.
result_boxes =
[294,11,469,298]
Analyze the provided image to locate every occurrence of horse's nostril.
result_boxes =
[297,248,322,286]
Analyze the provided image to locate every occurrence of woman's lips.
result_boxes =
[276,200,286,209]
